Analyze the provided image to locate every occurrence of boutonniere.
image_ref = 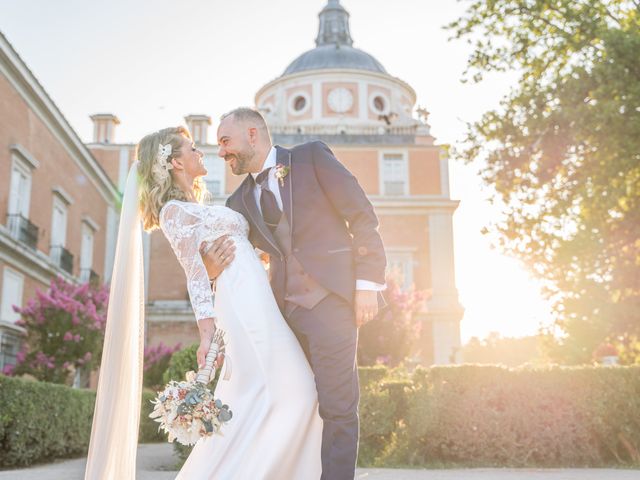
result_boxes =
[274,163,290,187]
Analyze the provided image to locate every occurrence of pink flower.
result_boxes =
[63,331,74,341]
[16,349,26,363]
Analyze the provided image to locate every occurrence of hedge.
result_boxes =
[358,364,640,468]
[2,364,639,469]
[0,375,165,468]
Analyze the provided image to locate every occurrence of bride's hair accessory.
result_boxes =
[152,143,174,182]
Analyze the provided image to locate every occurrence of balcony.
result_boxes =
[80,268,100,285]
[50,245,74,275]
[6,214,39,249]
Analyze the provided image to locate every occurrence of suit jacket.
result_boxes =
[226,141,386,310]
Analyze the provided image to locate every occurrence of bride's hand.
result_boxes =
[197,337,212,370]
[196,318,216,369]
[201,235,235,280]
[198,342,225,374]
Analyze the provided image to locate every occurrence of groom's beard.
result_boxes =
[226,147,255,175]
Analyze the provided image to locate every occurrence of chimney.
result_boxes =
[184,114,212,145]
[90,114,120,144]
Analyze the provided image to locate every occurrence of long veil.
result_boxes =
[85,162,145,479]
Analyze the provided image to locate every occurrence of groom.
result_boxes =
[204,107,386,480]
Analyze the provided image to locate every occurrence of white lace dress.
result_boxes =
[159,200,322,480]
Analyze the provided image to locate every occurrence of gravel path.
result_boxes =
[0,443,637,479]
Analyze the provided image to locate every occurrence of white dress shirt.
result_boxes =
[252,147,385,292]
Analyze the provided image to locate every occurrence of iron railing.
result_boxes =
[51,245,74,275]
[80,268,100,285]
[6,214,38,249]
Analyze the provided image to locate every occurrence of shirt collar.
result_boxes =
[251,146,277,181]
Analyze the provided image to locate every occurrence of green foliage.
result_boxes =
[168,353,640,469]
[3,362,638,468]
[0,375,94,467]
[360,364,640,468]
[0,376,166,468]
[448,1,640,363]
[162,343,199,385]
[140,389,168,444]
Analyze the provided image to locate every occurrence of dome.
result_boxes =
[282,0,388,77]
[283,45,387,76]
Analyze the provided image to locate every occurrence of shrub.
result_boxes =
[5,277,108,384]
[375,365,640,468]
[0,376,166,467]
[144,342,182,390]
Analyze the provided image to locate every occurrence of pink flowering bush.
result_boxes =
[358,276,428,367]
[144,342,182,390]
[5,276,108,384]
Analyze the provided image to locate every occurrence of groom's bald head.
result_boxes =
[220,107,269,133]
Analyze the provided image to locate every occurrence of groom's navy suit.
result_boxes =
[226,141,386,479]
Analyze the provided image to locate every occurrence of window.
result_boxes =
[294,96,307,111]
[381,152,408,196]
[50,197,68,251]
[204,154,226,198]
[50,196,73,273]
[1,268,24,324]
[0,330,22,373]
[370,93,390,115]
[288,91,310,116]
[7,159,32,237]
[386,252,414,289]
[79,223,95,282]
[8,161,31,219]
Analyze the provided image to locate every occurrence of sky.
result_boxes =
[0,0,554,342]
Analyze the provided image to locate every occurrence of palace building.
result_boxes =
[0,0,463,371]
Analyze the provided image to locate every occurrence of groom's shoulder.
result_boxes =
[290,140,332,162]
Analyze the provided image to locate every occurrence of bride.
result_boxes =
[84,126,322,479]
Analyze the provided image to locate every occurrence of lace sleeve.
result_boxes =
[160,202,215,322]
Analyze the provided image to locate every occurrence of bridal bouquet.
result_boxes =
[149,330,233,445]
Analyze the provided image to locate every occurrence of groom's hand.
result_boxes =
[201,235,235,280]
[355,290,379,328]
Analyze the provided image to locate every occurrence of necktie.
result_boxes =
[256,168,282,232]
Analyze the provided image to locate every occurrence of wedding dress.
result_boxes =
[160,199,322,480]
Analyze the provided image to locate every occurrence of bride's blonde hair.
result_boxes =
[137,126,207,231]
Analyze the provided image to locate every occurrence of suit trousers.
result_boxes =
[286,294,359,480]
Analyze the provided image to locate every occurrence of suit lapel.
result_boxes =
[275,145,293,231]
[240,173,282,258]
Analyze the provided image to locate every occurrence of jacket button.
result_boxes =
[293,248,300,253]
[358,246,368,256]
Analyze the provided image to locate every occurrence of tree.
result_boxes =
[5,277,108,384]
[358,277,428,367]
[448,0,640,363]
